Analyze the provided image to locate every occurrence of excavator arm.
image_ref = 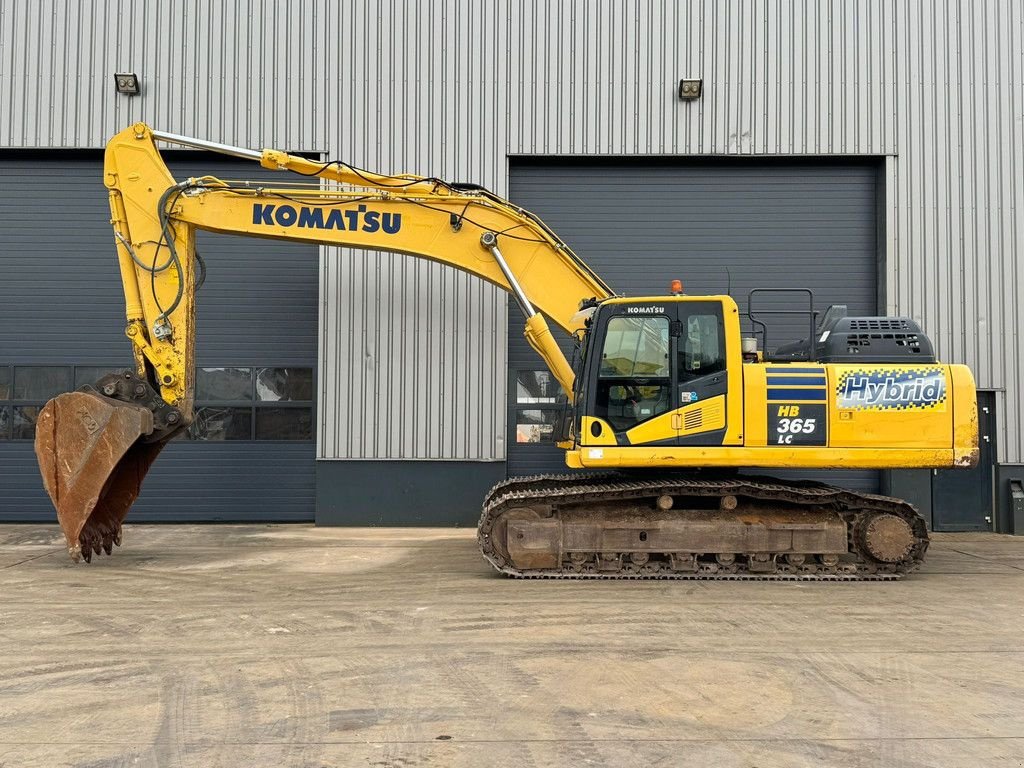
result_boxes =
[36,123,614,561]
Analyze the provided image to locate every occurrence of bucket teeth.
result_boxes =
[79,521,122,560]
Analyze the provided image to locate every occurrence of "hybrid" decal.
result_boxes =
[836,368,946,411]
[252,203,402,234]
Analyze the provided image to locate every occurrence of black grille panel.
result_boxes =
[821,317,935,362]
[848,319,912,331]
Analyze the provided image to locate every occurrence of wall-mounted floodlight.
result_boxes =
[678,78,702,100]
[114,73,140,96]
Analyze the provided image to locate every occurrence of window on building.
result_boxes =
[0,367,10,439]
[188,367,314,441]
[516,370,560,404]
[515,408,561,444]
[0,365,75,440]
[196,367,253,401]
[0,365,315,442]
[74,366,122,388]
[512,370,567,444]
[13,366,72,400]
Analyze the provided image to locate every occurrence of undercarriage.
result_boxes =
[478,473,929,580]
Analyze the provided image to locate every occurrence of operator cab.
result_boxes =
[573,295,737,448]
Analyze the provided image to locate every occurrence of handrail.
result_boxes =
[747,288,818,361]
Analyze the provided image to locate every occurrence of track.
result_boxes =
[477,473,929,581]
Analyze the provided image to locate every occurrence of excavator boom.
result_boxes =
[35,124,613,561]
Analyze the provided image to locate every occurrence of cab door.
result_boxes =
[586,307,676,446]
[674,301,729,445]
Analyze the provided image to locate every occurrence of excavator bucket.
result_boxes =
[35,391,165,562]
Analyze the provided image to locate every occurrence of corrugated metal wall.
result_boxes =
[316,0,509,461]
[0,155,318,522]
[2,1,1022,462]
[0,0,327,151]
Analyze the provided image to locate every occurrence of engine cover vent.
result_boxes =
[849,318,913,332]
[819,317,936,363]
[768,305,938,364]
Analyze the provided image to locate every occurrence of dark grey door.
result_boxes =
[932,391,995,531]
[0,152,318,522]
[507,157,881,492]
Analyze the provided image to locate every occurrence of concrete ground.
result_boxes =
[1,526,1023,768]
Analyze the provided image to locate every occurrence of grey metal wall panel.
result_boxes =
[130,443,315,523]
[508,158,879,318]
[505,0,899,157]
[0,152,128,362]
[317,0,509,461]
[315,460,506,526]
[0,154,319,364]
[883,1,1024,465]
[2,1,1023,464]
[0,0,328,151]
[0,154,318,522]
[506,157,880,489]
[318,252,507,461]
[0,443,314,523]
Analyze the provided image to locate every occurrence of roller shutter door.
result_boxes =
[0,152,318,522]
[507,157,881,492]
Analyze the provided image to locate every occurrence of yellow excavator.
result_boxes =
[34,123,979,579]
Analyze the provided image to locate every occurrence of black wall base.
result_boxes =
[315,460,1017,531]
[315,460,507,526]
[995,464,1024,535]
[882,469,934,530]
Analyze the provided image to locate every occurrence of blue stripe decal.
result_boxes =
[766,368,824,374]
[767,388,827,401]
[765,376,827,386]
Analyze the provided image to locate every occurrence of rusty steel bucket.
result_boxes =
[35,391,165,562]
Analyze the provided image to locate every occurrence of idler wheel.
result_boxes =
[861,513,916,563]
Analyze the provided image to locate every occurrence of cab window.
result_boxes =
[596,316,671,431]
[679,312,725,382]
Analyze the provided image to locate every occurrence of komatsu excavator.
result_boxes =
[35,123,979,579]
